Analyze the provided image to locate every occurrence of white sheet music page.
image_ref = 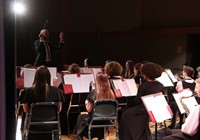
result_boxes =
[63,74,94,93]
[126,79,138,96]
[48,67,57,86]
[165,69,178,83]
[156,72,174,87]
[112,79,138,96]
[92,68,102,81]
[80,67,93,73]
[24,68,36,87]
[141,93,172,123]
[173,89,198,114]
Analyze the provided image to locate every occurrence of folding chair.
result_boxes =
[23,102,61,140]
[88,99,119,140]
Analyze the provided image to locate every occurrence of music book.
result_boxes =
[156,71,174,87]
[111,79,138,97]
[63,73,95,94]
[173,89,198,114]
[165,69,178,83]
[141,92,173,123]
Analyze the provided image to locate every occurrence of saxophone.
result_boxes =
[179,96,191,116]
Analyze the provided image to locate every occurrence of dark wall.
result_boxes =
[16,0,200,70]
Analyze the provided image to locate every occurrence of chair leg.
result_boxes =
[116,126,119,140]
[104,127,106,140]
[52,132,54,140]
[88,128,91,140]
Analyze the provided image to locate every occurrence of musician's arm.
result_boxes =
[181,105,200,136]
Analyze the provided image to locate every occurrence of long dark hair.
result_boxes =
[33,66,51,101]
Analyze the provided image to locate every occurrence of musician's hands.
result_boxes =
[59,32,64,42]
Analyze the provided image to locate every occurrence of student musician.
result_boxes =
[22,66,63,140]
[168,66,196,129]
[75,72,115,140]
[122,60,134,79]
[119,62,164,140]
[133,62,145,87]
[160,105,200,140]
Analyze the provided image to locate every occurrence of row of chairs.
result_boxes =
[22,100,119,140]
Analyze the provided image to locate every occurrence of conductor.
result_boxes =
[34,29,64,67]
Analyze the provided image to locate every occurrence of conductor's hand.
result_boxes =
[59,32,64,42]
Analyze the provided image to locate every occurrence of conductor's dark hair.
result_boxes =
[140,62,163,80]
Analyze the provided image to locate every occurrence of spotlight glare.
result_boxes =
[13,2,25,15]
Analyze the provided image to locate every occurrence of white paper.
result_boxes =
[156,72,174,87]
[112,79,138,96]
[48,67,57,85]
[63,74,94,93]
[141,93,172,123]
[165,69,178,83]
[24,68,36,87]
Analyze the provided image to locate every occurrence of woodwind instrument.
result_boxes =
[179,96,191,116]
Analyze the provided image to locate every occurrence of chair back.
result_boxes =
[23,102,61,140]
[30,102,58,122]
[88,99,119,140]
[92,99,118,119]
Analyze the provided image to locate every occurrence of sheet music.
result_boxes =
[63,74,94,93]
[48,67,57,79]
[156,72,174,87]
[141,92,172,123]
[165,69,178,83]
[24,68,36,87]
[112,79,138,97]
[173,90,198,114]
[48,67,57,86]
[92,68,102,80]
[80,67,93,73]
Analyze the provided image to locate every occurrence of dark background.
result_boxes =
[16,0,200,69]
[2,0,200,139]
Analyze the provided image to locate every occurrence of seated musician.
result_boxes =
[160,105,200,140]
[22,66,63,140]
[75,72,115,140]
[119,62,164,140]
[168,66,196,129]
